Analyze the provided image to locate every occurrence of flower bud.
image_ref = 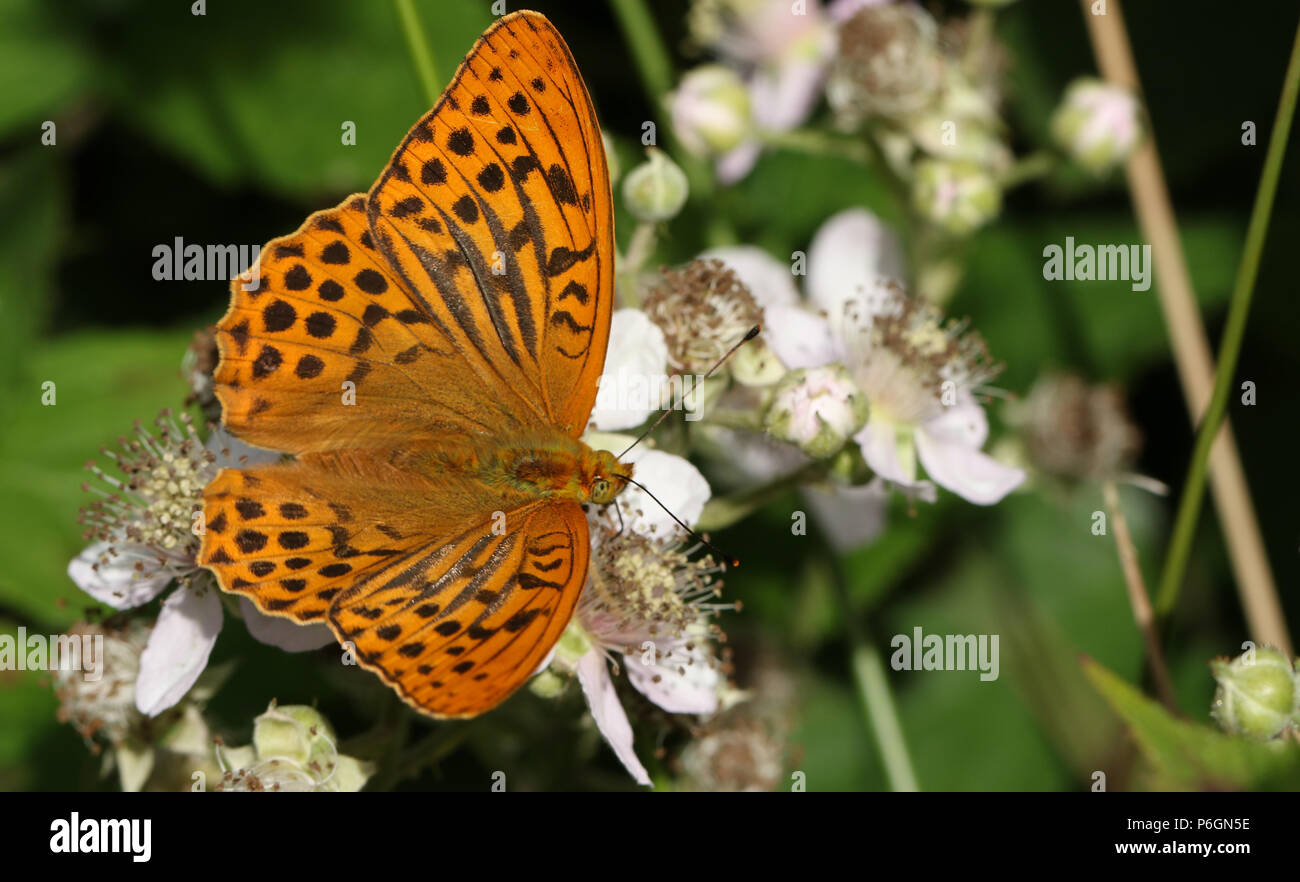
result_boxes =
[670,65,752,157]
[764,365,868,459]
[623,148,689,222]
[218,702,375,792]
[1051,77,1143,176]
[730,338,787,387]
[252,703,338,766]
[912,158,1001,235]
[1210,646,1298,741]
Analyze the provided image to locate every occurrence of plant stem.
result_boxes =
[761,130,874,165]
[1103,480,1176,712]
[606,0,673,100]
[999,149,1056,189]
[825,555,919,791]
[394,0,442,107]
[399,721,480,779]
[1154,14,1300,620]
[370,696,412,791]
[1082,0,1292,654]
[695,461,826,532]
[850,640,920,792]
[606,0,716,202]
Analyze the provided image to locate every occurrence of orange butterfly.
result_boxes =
[199,11,631,718]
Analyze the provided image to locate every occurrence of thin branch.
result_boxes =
[1081,0,1293,655]
[1103,480,1177,712]
[1154,13,1300,626]
[394,0,442,108]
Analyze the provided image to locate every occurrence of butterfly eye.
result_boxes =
[592,478,610,499]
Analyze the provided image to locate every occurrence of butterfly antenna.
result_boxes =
[617,325,761,459]
[622,476,739,568]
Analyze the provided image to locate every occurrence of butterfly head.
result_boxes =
[586,449,633,506]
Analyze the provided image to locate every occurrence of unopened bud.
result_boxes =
[670,65,752,157]
[912,159,1001,236]
[1210,647,1298,741]
[623,148,689,222]
[1051,77,1143,176]
[765,365,868,458]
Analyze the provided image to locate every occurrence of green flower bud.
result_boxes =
[670,65,752,157]
[218,702,375,792]
[912,159,1002,236]
[529,669,567,699]
[764,365,868,459]
[253,703,336,766]
[623,148,689,223]
[554,622,594,670]
[1210,646,1298,741]
[1051,77,1143,176]
[730,339,788,387]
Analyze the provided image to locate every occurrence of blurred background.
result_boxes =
[1,0,1297,791]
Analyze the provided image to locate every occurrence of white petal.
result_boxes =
[801,482,887,551]
[915,427,1026,505]
[115,740,155,793]
[616,449,710,538]
[587,309,670,432]
[239,597,335,653]
[626,644,720,714]
[749,58,827,132]
[715,140,763,185]
[135,583,223,717]
[853,419,911,485]
[698,245,800,310]
[762,304,837,369]
[532,643,559,677]
[807,208,905,327]
[67,541,173,610]
[576,650,651,786]
[923,400,989,448]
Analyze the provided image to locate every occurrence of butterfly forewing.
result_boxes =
[367,12,613,436]
[213,194,541,454]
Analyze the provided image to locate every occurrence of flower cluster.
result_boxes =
[66,412,333,722]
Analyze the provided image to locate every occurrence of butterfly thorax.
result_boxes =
[415,433,632,508]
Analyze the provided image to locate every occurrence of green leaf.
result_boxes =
[954,214,1240,388]
[106,0,493,197]
[725,149,902,255]
[0,0,94,137]
[0,328,193,628]
[0,149,64,403]
[789,673,884,791]
[1082,657,1300,791]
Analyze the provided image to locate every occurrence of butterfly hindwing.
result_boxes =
[201,446,506,623]
[367,11,614,437]
[330,499,588,717]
